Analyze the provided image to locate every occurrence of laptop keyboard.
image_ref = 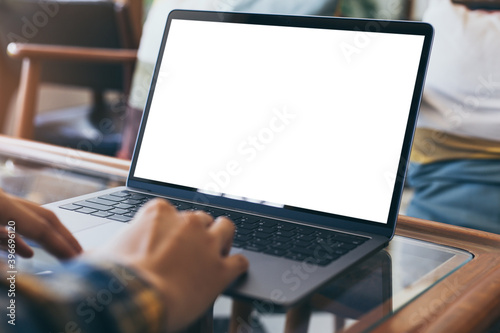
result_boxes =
[60,190,368,266]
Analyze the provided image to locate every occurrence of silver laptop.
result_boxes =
[45,10,433,307]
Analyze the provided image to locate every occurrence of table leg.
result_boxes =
[180,305,214,333]
[284,302,311,333]
[229,300,254,333]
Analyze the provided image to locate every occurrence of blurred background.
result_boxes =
[0,0,422,157]
[1,0,499,235]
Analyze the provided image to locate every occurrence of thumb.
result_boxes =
[223,253,249,283]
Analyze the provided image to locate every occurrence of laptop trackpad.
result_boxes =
[74,222,129,251]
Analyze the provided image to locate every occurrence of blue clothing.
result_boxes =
[406,159,500,234]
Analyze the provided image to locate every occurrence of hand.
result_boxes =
[91,199,249,332]
[0,189,82,259]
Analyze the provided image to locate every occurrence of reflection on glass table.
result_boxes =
[0,139,127,205]
[225,236,471,333]
[1,137,499,333]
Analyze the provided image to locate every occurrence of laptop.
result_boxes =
[44,10,433,307]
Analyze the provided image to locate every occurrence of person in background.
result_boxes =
[406,0,500,234]
[0,189,248,332]
[117,0,340,159]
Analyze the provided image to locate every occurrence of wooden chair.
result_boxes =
[0,0,139,153]
[0,43,19,132]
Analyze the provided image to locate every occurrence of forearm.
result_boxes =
[0,260,166,333]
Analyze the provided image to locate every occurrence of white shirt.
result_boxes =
[138,0,338,64]
[417,0,500,141]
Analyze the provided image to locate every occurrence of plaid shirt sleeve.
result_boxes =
[0,260,166,333]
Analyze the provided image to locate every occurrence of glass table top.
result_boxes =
[0,148,473,332]
[215,236,471,333]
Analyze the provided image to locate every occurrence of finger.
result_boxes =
[17,198,82,254]
[142,198,176,212]
[13,198,82,256]
[0,228,34,258]
[222,254,249,284]
[3,199,80,259]
[181,210,214,228]
[132,198,177,225]
[15,236,35,258]
[210,217,236,255]
[36,229,82,260]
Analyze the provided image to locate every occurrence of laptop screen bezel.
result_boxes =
[127,10,434,239]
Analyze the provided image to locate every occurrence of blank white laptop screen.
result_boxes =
[133,19,425,224]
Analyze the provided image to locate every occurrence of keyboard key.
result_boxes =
[234,234,252,242]
[257,220,278,227]
[109,208,129,215]
[207,208,224,216]
[91,211,113,218]
[314,238,330,246]
[293,240,310,248]
[187,204,205,212]
[122,199,142,205]
[244,244,267,252]
[272,243,292,250]
[254,232,272,239]
[313,239,339,247]
[315,230,334,237]
[110,191,130,197]
[332,248,349,255]
[108,215,132,223]
[75,207,97,214]
[113,203,135,209]
[298,235,314,242]
[129,193,150,200]
[87,198,116,206]
[251,239,270,246]
[60,204,81,211]
[174,202,193,210]
[75,201,113,211]
[238,223,259,230]
[221,211,244,220]
[98,195,124,202]
[276,224,296,231]
[235,216,260,224]
[210,208,242,220]
[290,247,315,256]
[298,228,315,235]
[235,228,253,235]
[255,227,274,234]
[203,209,217,216]
[275,231,295,238]
[313,247,336,258]
[274,236,291,243]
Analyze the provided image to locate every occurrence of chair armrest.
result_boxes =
[7,43,137,63]
[0,135,130,178]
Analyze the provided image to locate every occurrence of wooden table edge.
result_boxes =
[349,215,500,333]
[1,137,498,332]
[0,135,130,179]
